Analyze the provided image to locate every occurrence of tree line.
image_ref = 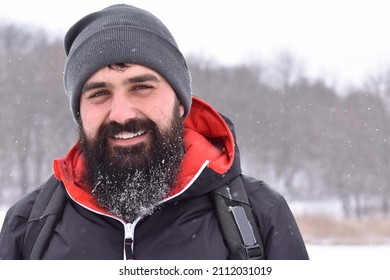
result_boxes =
[0,22,389,218]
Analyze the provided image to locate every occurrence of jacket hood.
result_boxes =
[53,96,242,212]
[167,96,242,201]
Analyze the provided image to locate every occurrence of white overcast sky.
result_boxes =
[1,0,390,90]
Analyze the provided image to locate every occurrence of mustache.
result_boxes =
[104,119,156,138]
[79,118,158,153]
[108,119,155,136]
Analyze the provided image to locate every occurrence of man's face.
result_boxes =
[78,64,186,222]
[80,64,184,153]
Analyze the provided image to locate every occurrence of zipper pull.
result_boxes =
[124,222,135,260]
[123,218,141,260]
[125,237,133,260]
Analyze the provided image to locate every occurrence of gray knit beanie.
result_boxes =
[64,4,192,121]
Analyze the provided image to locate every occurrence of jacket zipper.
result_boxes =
[122,162,209,259]
[124,222,135,260]
[63,187,144,260]
[123,217,141,260]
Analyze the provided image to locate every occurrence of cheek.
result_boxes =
[80,106,104,139]
[149,102,177,130]
[80,119,97,141]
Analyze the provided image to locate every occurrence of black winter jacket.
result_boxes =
[0,97,309,260]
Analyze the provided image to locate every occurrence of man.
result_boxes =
[0,4,309,260]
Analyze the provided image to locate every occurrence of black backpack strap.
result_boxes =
[22,175,67,260]
[211,175,265,260]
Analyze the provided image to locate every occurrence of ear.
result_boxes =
[179,104,185,117]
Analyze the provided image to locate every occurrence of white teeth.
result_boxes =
[114,131,144,139]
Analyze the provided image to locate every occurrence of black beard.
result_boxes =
[79,107,185,222]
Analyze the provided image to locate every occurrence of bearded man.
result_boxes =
[0,4,309,260]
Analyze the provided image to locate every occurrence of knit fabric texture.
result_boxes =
[64,4,192,121]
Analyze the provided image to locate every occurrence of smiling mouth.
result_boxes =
[113,130,146,140]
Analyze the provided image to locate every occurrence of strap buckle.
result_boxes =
[241,244,264,260]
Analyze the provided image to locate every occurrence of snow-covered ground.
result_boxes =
[0,210,389,260]
[308,244,390,259]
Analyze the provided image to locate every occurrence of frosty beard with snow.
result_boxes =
[79,105,185,223]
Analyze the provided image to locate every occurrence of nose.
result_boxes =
[108,91,138,124]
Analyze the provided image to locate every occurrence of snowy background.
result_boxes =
[2,0,390,89]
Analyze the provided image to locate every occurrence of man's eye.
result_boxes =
[134,84,153,90]
[89,91,108,98]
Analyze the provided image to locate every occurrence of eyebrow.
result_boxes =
[125,74,160,84]
[81,82,107,94]
[81,74,161,94]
